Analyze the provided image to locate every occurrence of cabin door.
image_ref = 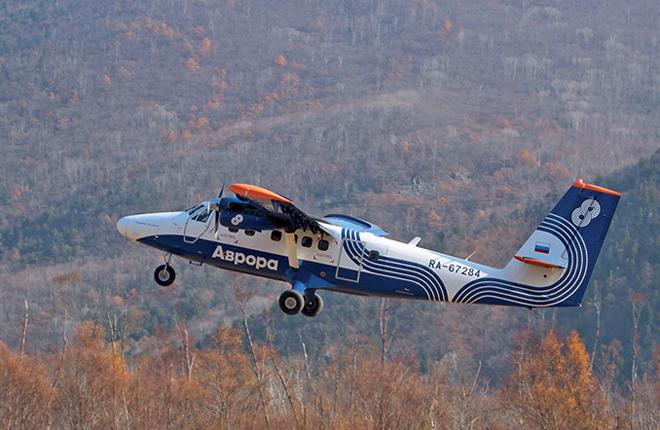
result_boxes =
[184,205,211,244]
[336,238,364,283]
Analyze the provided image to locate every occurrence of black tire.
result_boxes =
[279,290,304,315]
[301,293,324,317]
[154,264,176,287]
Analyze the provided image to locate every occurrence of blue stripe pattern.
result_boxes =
[452,214,588,307]
[341,229,448,302]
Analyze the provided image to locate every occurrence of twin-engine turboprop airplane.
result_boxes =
[117,180,620,316]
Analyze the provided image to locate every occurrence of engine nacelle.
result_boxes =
[219,210,278,231]
[219,197,284,231]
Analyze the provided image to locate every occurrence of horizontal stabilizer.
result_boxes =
[514,255,566,269]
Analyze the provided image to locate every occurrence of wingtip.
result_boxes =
[573,179,622,197]
[229,183,293,204]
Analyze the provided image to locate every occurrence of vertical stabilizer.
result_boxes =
[507,179,621,306]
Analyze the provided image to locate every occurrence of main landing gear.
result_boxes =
[278,290,324,317]
[154,254,176,287]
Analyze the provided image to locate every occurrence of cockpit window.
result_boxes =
[186,203,205,215]
[193,207,210,223]
[187,203,210,223]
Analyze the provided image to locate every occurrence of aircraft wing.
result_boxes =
[229,183,329,235]
[229,183,330,269]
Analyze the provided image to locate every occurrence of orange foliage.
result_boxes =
[194,116,209,129]
[518,148,540,168]
[276,53,288,66]
[504,330,609,429]
[54,322,131,429]
[401,140,411,156]
[427,209,443,227]
[186,57,200,72]
[0,342,54,428]
[199,37,212,56]
[118,66,132,79]
[10,184,28,200]
[443,19,453,32]
[144,17,175,38]
[0,322,632,429]
[165,130,177,143]
[182,129,193,142]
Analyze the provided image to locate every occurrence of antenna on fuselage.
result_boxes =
[465,249,478,261]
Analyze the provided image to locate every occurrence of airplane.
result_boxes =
[116,180,620,316]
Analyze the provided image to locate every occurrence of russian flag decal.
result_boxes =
[534,242,551,254]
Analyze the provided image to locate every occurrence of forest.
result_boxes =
[0,0,657,428]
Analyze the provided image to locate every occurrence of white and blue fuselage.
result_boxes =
[117,180,620,315]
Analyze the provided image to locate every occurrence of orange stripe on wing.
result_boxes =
[229,183,293,204]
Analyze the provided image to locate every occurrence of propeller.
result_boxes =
[211,183,224,238]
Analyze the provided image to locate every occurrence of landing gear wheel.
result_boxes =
[154,264,176,287]
[279,290,304,315]
[301,293,324,317]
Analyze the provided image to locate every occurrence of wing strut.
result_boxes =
[285,233,299,269]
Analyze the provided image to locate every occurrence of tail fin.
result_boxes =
[508,179,621,307]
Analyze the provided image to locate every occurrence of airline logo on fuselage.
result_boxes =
[211,245,279,271]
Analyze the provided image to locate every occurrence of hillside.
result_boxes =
[0,0,657,398]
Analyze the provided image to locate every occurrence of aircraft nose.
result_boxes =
[116,216,138,240]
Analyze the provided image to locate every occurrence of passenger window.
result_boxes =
[318,239,329,251]
[244,230,255,236]
[301,236,313,248]
[271,231,282,241]
[294,234,298,243]
[368,250,380,261]
[228,227,239,233]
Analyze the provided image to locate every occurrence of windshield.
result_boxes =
[186,202,211,223]
[186,203,205,214]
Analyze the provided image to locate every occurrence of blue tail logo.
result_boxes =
[571,198,600,227]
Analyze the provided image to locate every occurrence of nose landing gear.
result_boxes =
[154,264,176,286]
[154,254,176,287]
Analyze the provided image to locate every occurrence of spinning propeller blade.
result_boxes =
[213,182,224,238]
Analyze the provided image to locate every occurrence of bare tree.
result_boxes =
[235,285,271,429]
[19,299,28,359]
